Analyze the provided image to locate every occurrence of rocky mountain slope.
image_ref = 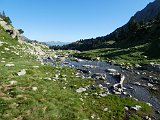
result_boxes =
[130,0,160,21]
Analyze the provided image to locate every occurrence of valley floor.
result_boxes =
[0,26,157,120]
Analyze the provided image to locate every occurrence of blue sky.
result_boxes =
[0,0,154,42]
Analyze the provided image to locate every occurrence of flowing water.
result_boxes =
[45,57,160,118]
[63,59,160,111]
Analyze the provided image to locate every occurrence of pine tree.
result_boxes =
[2,11,6,17]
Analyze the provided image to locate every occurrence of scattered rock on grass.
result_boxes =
[17,69,26,76]
[104,107,108,111]
[131,105,142,111]
[5,63,15,67]
[76,87,86,93]
[9,80,17,85]
[4,47,10,51]
[124,107,129,111]
[32,66,39,68]
[32,87,38,91]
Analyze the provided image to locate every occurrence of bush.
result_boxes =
[146,38,160,58]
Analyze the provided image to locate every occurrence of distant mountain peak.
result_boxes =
[45,41,70,46]
[130,0,160,21]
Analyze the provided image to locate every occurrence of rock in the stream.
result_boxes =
[77,69,91,74]
[156,110,160,114]
[135,64,142,68]
[134,82,141,86]
[112,74,125,94]
[17,69,26,76]
[91,73,106,80]
[145,116,151,120]
[147,83,154,87]
[141,77,160,85]
[105,68,117,73]
[96,57,100,61]
[63,62,69,64]
[82,64,97,68]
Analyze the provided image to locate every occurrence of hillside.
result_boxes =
[52,0,160,52]
[72,15,160,66]
[0,14,154,120]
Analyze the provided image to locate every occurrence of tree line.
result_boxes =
[50,13,160,52]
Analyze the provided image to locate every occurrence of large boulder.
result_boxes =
[0,17,23,44]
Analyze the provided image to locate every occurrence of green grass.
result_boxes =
[129,114,142,120]
[73,44,160,66]
[0,25,153,120]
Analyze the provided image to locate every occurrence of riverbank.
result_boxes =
[73,44,160,67]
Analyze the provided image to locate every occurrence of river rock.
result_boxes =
[105,68,117,73]
[147,83,154,87]
[91,73,106,80]
[82,64,96,68]
[145,116,151,120]
[77,69,91,74]
[156,110,160,114]
[63,62,69,64]
[96,57,100,61]
[134,82,141,86]
[112,74,125,94]
[135,64,142,68]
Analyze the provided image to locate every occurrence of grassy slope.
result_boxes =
[73,43,160,66]
[0,26,152,120]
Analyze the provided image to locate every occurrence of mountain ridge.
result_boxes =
[130,0,160,22]
[45,41,70,46]
[52,0,160,51]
